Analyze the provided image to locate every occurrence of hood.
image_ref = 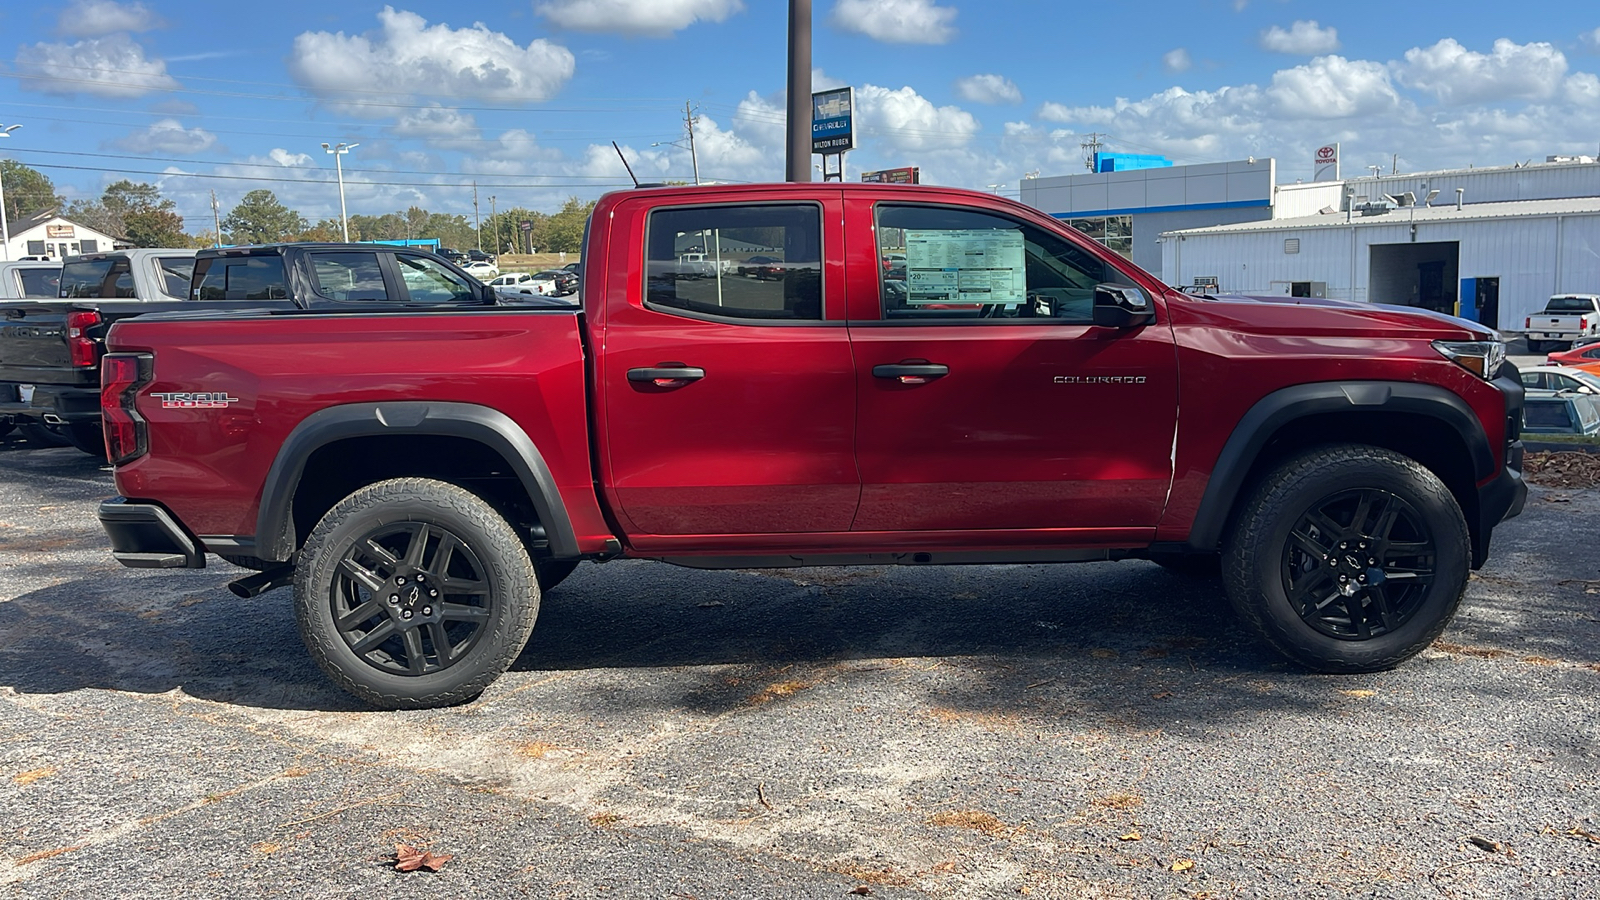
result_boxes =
[1203,293,1499,341]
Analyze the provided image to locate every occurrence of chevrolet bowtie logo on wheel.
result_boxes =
[150,392,240,409]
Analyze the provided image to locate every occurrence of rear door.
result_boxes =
[845,197,1179,540]
[597,192,858,544]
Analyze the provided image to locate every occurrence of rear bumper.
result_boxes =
[98,497,205,569]
[0,383,101,425]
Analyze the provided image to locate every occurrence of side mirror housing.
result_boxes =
[1092,283,1155,328]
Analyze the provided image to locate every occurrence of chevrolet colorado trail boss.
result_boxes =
[96,183,1526,709]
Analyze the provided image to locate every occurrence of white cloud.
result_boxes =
[1566,72,1600,106]
[288,7,575,115]
[535,0,744,37]
[1260,20,1340,55]
[57,0,162,38]
[955,74,1020,105]
[831,0,956,45]
[1398,38,1567,104]
[1584,28,1600,50]
[15,34,178,98]
[855,83,980,151]
[112,118,218,154]
[1267,55,1403,118]
[1162,48,1192,74]
[390,105,480,141]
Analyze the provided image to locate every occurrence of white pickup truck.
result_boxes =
[1524,294,1600,351]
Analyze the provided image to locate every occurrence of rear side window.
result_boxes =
[309,252,389,302]
[60,258,134,298]
[1525,400,1573,429]
[194,256,289,301]
[18,268,60,298]
[645,204,822,321]
[156,257,195,298]
[395,254,476,303]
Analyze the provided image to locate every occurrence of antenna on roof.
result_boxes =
[612,141,640,188]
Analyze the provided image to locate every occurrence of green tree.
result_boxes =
[541,197,594,253]
[1,160,62,222]
[222,190,306,245]
[64,180,186,246]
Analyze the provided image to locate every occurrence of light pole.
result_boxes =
[0,123,20,262]
[321,141,359,242]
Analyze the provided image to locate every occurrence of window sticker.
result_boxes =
[903,229,1026,305]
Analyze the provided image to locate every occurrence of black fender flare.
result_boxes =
[1182,381,1494,552]
[254,401,579,562]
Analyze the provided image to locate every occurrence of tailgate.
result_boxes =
[0,303,82,383]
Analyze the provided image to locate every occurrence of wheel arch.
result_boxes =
[1184,382,1493,556]
[255,402,578,563]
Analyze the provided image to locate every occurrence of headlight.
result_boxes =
[1432,340,1506,380]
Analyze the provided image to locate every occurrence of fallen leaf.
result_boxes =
[1340,689,1376,698]
[1151,691,1173,700]
[849,887,873,896]
[12,766,57,786]
[1118,831,1143,842]
[250,841,282,855]
[1468,836,1501,853]
[393,843,453,872]
[1567,827,1600,844]
[1170,858,1195,873]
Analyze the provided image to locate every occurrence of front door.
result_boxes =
[600,197,859,544]
[848,201,1179,539]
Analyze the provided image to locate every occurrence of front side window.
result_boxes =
[194,256,289,301]
[645,204,822,321]
[874,205,1140,323]
[396,254,476,303]
[59,258,133,298]
[309,252,389,302]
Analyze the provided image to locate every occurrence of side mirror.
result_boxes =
[1092,284,1155,328]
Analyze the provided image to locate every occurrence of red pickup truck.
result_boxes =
[96,183,1526,709]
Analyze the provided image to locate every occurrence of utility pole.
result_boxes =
[488,195,497,253]
[685,101,701,185]
[1081,132,1103,172]
[210,189,222,247]
[785,0,812,182]
[472,181,481,252]
[0,123,20,262]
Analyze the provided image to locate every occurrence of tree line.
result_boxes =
[1,160,595,253]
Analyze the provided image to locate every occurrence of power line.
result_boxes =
[7,146,639,179]
[17,160,648,190]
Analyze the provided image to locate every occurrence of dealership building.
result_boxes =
[1020,152,1600,331]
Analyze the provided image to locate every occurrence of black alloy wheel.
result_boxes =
[1223,445,1470,674]
[332,521,494,677]
[1281,489,1435,641]
[294,478,539,708]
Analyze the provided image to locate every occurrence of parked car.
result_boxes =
[1519,365,1600,395]
[0,260,62,300]
[535,269,578,296]
[463,260,499,279]
[438,248,468,265]
[1522,389,1600,435]
[489,272,554,296]
[468,249,496,264]
[737,255,785,279]
[1524,294,1600,352]
[97,182,1525,709]
[1543,342,1600,373]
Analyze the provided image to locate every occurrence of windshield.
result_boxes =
[1544,296,1598,313]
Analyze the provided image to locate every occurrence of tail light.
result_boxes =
[66,310,102,368]
[1524,317,1531,329]
[1583,317,1590,330]
[101,353,153,465]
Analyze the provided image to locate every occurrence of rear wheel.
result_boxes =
[1222,445,1469,674]
[294,478,540,709]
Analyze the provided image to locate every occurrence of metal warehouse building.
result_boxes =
[1022,153,1600,332]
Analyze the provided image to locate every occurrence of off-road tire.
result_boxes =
[294,478,540,709]
[1222,444,1469,674]
[535,558,580,592]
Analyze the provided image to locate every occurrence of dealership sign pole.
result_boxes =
[785,0,812,182]
[812,87,854,182]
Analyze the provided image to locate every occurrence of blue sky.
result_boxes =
[3,0,1599,230]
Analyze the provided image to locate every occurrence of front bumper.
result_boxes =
[1470,368,1528,568]
[98,497,205,569]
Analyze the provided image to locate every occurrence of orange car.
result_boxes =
[1544,341,1600,372]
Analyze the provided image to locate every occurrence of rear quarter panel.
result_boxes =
[106,309,609,547]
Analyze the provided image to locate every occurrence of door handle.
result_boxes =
[627,365,706,388]
[872,363,948,384]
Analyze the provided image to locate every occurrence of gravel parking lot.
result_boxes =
[1,435,1597,899]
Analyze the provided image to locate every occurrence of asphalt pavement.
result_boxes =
[1,434,1597,899]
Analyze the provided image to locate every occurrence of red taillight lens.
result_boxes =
[66,310,101,368]
[101,353,152,465]
[1524,317,1531,329]
[1583,317,1590,330]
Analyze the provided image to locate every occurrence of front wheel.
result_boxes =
[1222,445,1469,674]
[294,478,540,709]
